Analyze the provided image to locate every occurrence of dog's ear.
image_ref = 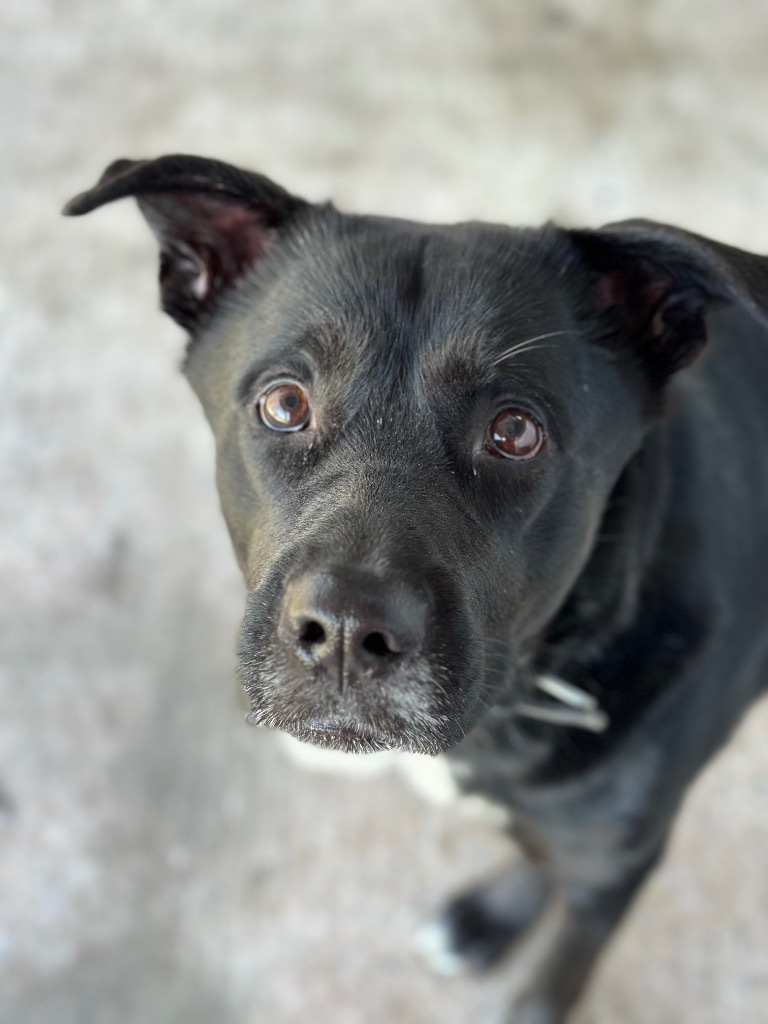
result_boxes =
[570,220,768,381]
[63,155,309,332]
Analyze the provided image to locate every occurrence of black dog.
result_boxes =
[64,156,768,1023]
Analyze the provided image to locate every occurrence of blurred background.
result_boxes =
[2,1,768,1021]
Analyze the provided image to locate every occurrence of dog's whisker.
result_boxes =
[492,342,553,366]
[480,648,509,662]
[479,637,512,649]
[491,329,580,367]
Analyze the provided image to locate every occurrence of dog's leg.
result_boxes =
[419,817,663,1022]
[503,829,666,1024]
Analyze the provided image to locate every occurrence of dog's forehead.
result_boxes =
[259,214,577,377]
[188,211,593,421]
[293,213,570,349]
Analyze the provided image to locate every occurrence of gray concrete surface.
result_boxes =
[3,2,768,1022]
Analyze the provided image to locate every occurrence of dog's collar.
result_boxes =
[514,673,609,733]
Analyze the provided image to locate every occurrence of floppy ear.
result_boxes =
[570,220,768,381]
[63,155,309,332]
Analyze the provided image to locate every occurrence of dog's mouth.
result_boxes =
[247,712,399,753]
[245,699,462,754]
[305,719,390,752]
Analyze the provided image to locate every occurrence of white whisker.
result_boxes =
[492,329,580,367]
[493,342,552,364]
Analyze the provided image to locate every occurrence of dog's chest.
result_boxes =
[276,733,511,826]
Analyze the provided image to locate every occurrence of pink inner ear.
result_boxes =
[593,271,627,312]
[141,192,278,329]
[168,195,276,293]
[200,200,275,274]
[594,269,670,331]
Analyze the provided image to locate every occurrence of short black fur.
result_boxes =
[65,155,768,1024]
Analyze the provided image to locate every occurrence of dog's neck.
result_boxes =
[453,427,681,787]
[509,413,706,782]
[497,425,683,777]
[535,424,671,683]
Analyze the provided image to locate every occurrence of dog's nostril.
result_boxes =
[299,620,326,646]
[362,631,395,657]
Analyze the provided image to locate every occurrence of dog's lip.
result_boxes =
[285,718,394,753]
[307,718,379,744]
[247,711,455,755]
[245,705,390,746]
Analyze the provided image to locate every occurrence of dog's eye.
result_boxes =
[257,381,311,432]
[486,409,544,460]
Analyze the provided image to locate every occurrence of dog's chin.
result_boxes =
[246,709,460,756]
[290,720,393,754]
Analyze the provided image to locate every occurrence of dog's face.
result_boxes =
[65,155,768,754]
[185,214,652,754]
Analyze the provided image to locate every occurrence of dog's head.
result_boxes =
[65,156,768,754]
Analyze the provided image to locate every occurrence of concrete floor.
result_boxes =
[2,1,768,1022]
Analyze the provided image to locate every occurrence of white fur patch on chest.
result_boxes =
[276,733,511,827]
[276,732,401,777]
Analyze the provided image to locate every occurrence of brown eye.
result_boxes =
[257,381,311,432]
[486,409,544,460]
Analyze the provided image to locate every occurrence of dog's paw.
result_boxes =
[413,916,480,976]
[413,900,521,975]
[415,861,553,975]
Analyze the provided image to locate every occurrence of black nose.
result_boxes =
[278,568,428,683]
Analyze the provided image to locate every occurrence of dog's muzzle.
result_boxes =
[238,558,478,755]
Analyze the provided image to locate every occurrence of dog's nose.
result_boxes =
[278,569,427,680]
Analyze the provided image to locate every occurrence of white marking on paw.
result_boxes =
[412,919,470,977]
